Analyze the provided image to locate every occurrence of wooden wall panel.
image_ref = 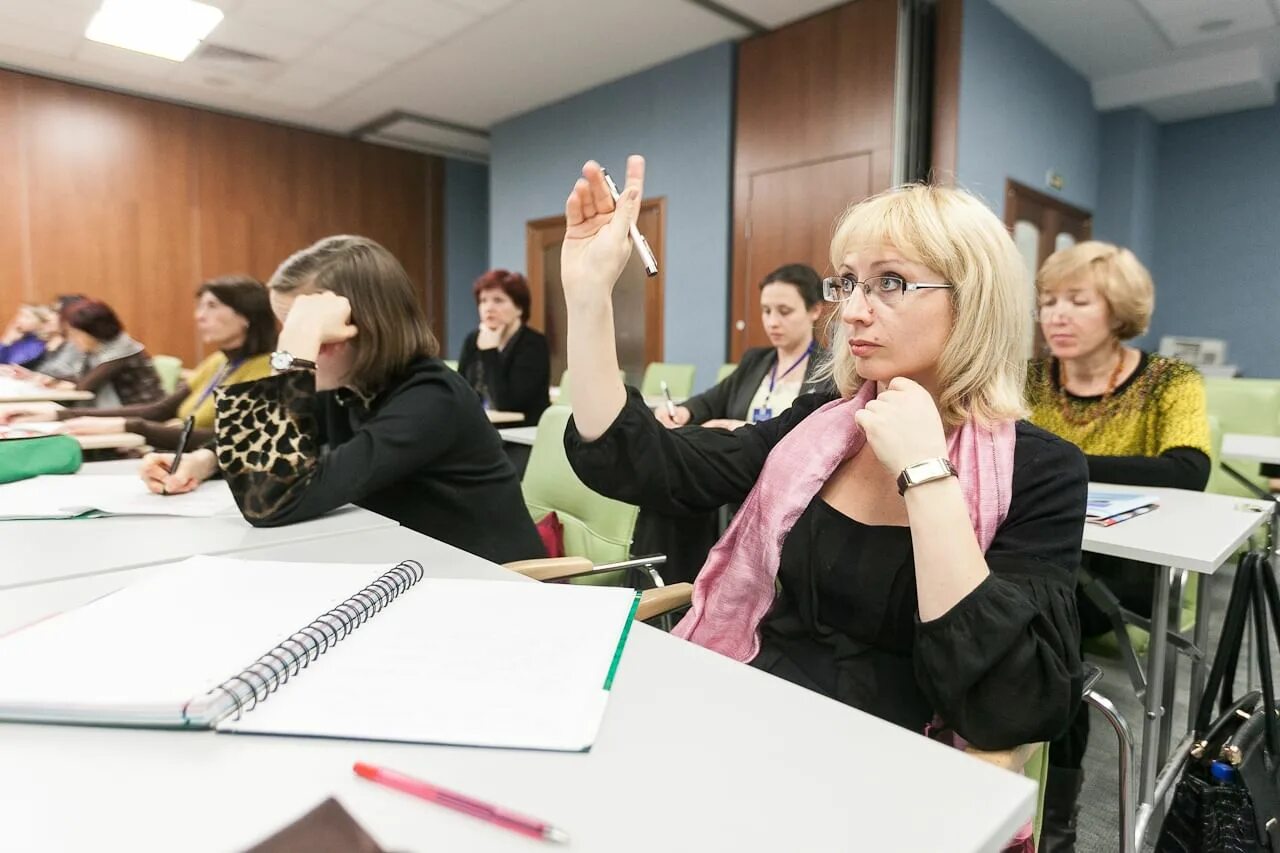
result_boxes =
[931,0,963,183]
[730,0,900,359]
[0,72,30,325]
[0,68,438,365]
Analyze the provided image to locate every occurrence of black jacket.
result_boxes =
[682,345,831,424]
[215,357,545,564]
[458,325,551,427]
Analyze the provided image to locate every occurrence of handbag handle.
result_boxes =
[1195,551,1259,736]
[1249,555,1280,762]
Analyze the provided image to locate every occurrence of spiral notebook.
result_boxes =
[0,555,640,752]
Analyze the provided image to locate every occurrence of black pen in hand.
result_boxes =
[163,415,196,497]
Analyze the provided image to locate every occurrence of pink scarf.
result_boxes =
[672,380,1031,849]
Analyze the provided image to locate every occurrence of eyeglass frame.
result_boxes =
[821,274,954,305]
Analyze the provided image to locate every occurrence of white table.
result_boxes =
[1082,483,1274,845]
[0,526,1036,853]
[0,460,397,590]
[486,409,523,425]
[499,425,537,446]
[1222,433,1280,465]
[0,380,92,403]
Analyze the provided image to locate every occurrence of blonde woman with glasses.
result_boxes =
[559,158,1085,850]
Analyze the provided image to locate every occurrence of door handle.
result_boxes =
[735,320,746,331]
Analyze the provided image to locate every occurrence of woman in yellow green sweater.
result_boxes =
[3,277,276,451]
[1028,241,1211,852]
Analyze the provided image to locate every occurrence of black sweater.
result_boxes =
[215,358,545,564]
[682,345,832,424]
[458,325,551,427]
[566,389,1086,749]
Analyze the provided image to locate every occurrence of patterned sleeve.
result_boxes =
[1155,361,1212,457]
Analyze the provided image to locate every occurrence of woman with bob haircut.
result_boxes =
[457,268,550,426]
[3,277,277,450]
[1028,241,1210,851]
[559,157,1086,775]
[44,299,164,408]
[140,236,544,564]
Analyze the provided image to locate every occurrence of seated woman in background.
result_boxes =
[457,269,550,426]
[23,299,164,409]
[2,277,276,450]
[0,305,55,368]
[1,295,87,382]
[560,158,1085,790]
[657,264,830,430]
[141,236,544,564]
[1027,241,1210,851]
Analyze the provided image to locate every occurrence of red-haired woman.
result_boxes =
[457,269,550,426]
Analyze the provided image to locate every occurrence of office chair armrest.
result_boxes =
[637,583,693,622]
[964,742,1040,773]
[503,557,594,581]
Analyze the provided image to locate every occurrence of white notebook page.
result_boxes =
[219,579,639,752]
[0,556,398,726]
[0,475,239,519]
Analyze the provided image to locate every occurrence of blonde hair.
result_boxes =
[270,236,438,391]
[1036,240,1153,340]
[820,184,1030,427]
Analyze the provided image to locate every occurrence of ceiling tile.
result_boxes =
[234,0,354,38]
[316,0,378,11]
[204,15,315,61]
[0,0,96,33]
[365,0,477,39]
[72,40,182,78]
[297,43,394,78]
[443,0,520,14]
[324,18,434,61]
[711,0,847,29]
[1150,4,1279,47]
[0,17,83,57]
[252,82,336,110]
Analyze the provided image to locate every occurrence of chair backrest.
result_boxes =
[151,355,182,394]
[443,359,458,371]
[716,363,738,384]
[1203,378,1280,497]
[640,363,696,399]
[521,406,638,564]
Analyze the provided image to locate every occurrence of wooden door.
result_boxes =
[739,155,873,351]
[730,0,899,360]
[526,199,665,385]
[1005,179,1092,355]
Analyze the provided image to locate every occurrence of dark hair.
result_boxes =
[269,235,438,391]
[54,294,87,312]
[760,263,822,309]
[62,299,123,341]
[196,275,277,357]
[472,269,531,320]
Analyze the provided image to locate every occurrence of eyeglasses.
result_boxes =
[821,274,954,306]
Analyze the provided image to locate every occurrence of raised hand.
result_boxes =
[560,156,645,309]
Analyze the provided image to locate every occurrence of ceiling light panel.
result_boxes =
[85,0,225,62]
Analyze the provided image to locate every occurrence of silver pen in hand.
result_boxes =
[600,167,658,277]
[660,380,678,420]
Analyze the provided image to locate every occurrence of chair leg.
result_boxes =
[1084,687,1136,853]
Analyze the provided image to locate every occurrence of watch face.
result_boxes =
[270,351,292,371]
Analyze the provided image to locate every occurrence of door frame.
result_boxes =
[1003,179,1093,266]
[524,197,667,366]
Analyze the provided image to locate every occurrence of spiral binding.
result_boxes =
[204,559,424,722]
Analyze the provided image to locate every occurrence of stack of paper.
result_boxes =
[1086,488,1159,526]
[0,475,239,520]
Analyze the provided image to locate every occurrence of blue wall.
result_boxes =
[488,42,735,389]
[1095,109,1158,267]
[955,0,1099,215]
[1152,102,1280,377]
[443,159,490,357]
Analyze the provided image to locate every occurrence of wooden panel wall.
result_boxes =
[0,69,440,364]
[730,0,900,359]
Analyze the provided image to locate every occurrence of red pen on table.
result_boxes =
[353,762,569,844]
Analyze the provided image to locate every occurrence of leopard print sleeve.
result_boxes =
[214,371,320,525]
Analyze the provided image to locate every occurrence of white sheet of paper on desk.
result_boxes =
[0,475,239,519]
[0,421,62,438]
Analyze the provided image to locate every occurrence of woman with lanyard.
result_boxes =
[2,277,277,451]
[656,264,830,430]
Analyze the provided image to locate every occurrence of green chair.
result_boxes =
[640,363,696,400]
[151,355,183,395]
[443,359,458,371]
[1204,377,1280,498]
[518,406,664,587]
[716,363,737,384]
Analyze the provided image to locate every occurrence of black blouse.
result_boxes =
[458,325,551,427]
[215,357,545,565]
[566,389,1087,750]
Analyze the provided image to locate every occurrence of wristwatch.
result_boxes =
[270,350,318,373]
[896,457,958,495]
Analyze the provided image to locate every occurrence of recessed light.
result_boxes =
[1198,18,1234,33]
[85,0,224,63]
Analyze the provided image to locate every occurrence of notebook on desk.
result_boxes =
[0,555,640,752]
[1086,487,1160,526]
[0,475,239,519]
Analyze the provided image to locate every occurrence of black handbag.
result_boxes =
[1157,551,1280,853]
